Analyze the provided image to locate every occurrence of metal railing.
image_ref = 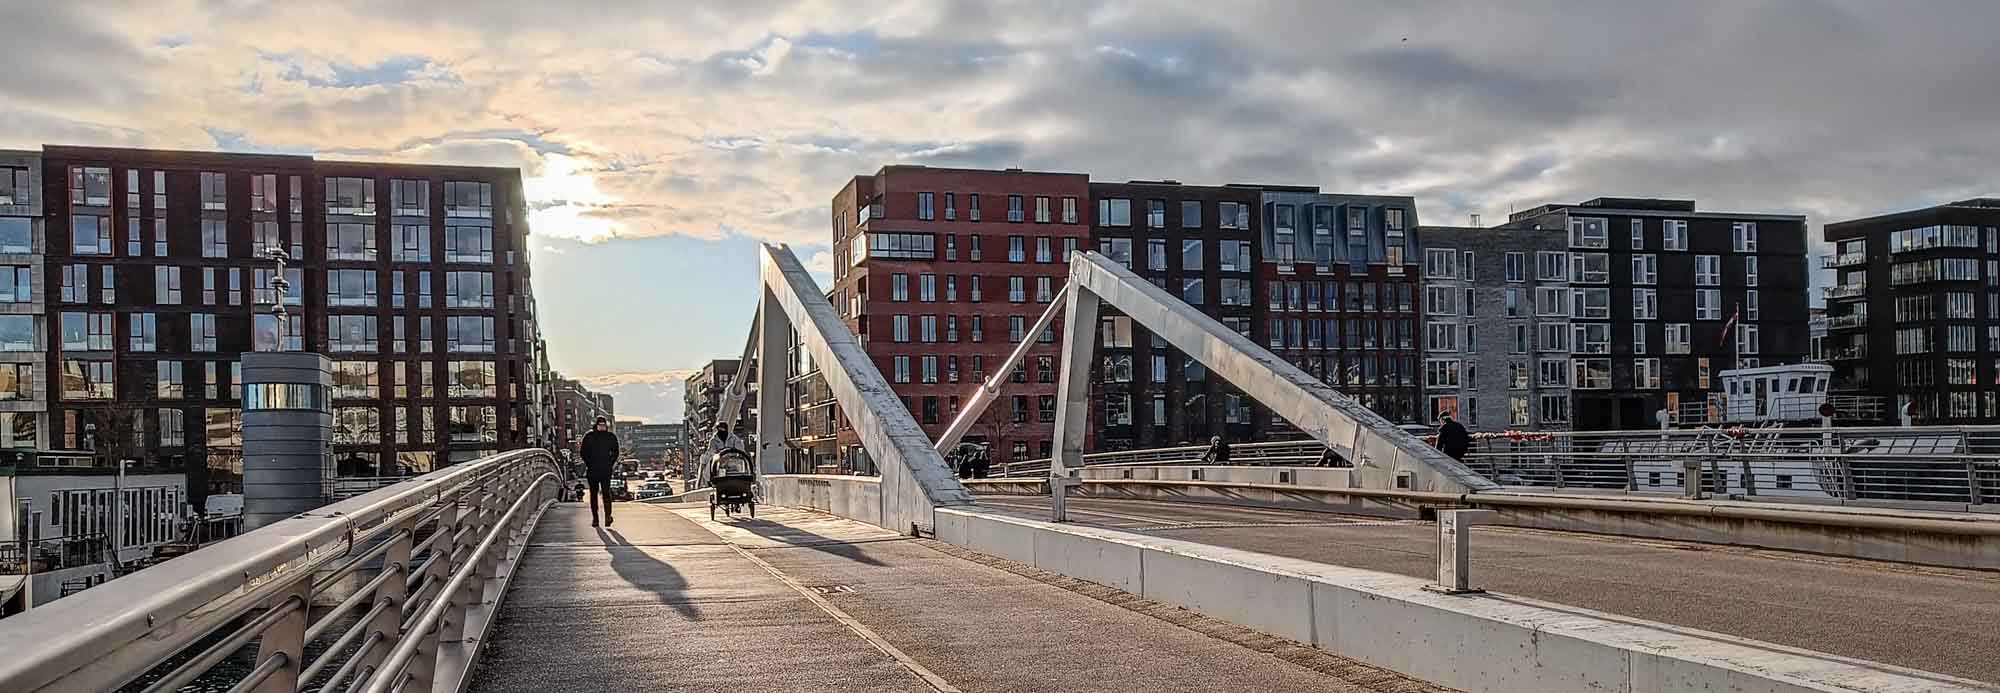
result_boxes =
[993,426,2000,510]
[1821,252,1867,269]
[0,448,563,693]
[1823,283,1867,299]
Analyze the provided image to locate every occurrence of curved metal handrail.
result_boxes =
[0,447,563,693]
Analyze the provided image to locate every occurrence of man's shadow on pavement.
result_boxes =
[721,517,890,567]
[599,527,701,620]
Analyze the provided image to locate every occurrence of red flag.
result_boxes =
[1717,302,1740,348]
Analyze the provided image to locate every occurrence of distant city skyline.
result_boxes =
[9,2,2000,421]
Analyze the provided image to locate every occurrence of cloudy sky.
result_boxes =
[5,1,1998,422]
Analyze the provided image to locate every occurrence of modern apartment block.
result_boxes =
[1823,199,2000,423]
[551,375,613,455]
[0,151,48,451]
[1418,224,1572,431]
[39,146,546,494]
[1086,181,1264,449]
[1256,188,1425,428]
[830,166,1091,464]
[1448,198,1811,430]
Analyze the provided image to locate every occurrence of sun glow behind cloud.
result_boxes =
[524,152,622,242]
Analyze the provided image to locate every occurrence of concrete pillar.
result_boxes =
[241,352,333,530]
[756,291,787,476]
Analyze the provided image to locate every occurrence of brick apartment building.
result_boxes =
[1423,198,1810,431]
[1824,199,2000,423]
[34,146,547,493]
[830,166,1090,464]
[1255,188,1426,429]
[1086,180,1264,449]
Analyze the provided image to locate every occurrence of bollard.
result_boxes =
[1424,509,1498,595]
[1050,472,1081,522]
[1681,459,1704,499]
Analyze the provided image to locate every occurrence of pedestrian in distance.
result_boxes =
[1435,413,1471,461]
[579,416,621,527]
[1199,435,1231,465]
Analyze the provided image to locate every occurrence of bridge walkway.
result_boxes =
[973,495,2000,685]
[468,500,1447,693]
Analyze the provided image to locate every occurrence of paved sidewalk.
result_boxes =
[471,501,1446,692]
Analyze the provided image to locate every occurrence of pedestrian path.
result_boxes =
[470,500,1446,692]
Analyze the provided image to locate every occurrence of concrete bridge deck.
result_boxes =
[469,500,1448,692]
[973,495,2000,685]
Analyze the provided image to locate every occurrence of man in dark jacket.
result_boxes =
[1199,436,1231,465]
[1435,414,1471,461]
[578,417,621,527]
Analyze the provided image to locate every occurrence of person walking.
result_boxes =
[1435,413,1471,461]
[1199,436,1232,465]
[578,417,621,527]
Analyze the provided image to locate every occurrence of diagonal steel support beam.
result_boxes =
[759,244,973,532]
[1055,251,1497,494]
[935,283,1068,453]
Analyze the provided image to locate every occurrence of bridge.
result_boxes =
[0,246,1995,693]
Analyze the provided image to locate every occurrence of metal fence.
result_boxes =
[0,447,564,693]
[995,426,2000,509]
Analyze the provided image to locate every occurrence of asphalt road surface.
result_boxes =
[469,500,1449,692]
[972,494,2000,684]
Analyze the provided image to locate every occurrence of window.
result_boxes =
[0,315,30,352]
[917,192,934,220]
[1099,238,1133,268]
[1697,290,1721,320]
[921,315,938,343]
[1538,323,1570,352]
[1180,200,1202,228]
[1694,255,1721,286]
[1663,220,1688,251]
[917,274,936,302]
[329,315,380,353]
[1510,396,1531,426]
[1535,287,1568,317]
[1061,237,1077,262]
[1093,197,1133,228]
[61,360,114,399]
[1428,322,1458,352]
[1633,324,1648,354]
[1536,251,1568,281]
[892,315,910,342]
[1632,254,1657,285]
[1570,252,1609,283]
[1743,256,1759,286]
[1220,278,1251,306]
[1461,251,1475,281]
[1385,208,1405,231]
[157,362,184,399]
[1143,239,1168,271]
[0,265,28,304]
[1569,217,1608,248]
[1632,357,1661,389]
[72,215,111,255]
[445,271,493,308]
[1003,194,1024,223]
[1633,288,1658,320]
[860,232,937,261]
[1572,358,1610,389]
[943,193,956,221]
[1008,277,1026,303]
[1505,252,1525,282]
[1736,324,1760,354]
[0,218,28,254]
[328,269,378,307]
[1036,277,1053,303]
[1007,236,1026,263]
[1426,286,1456,315]
[1571,288,1610,319]
[254,268,303,306]
[1665,323,1692,354]
[970,316,984,342]
[969,276,983,302]
[1572,323,1611,354]
[1036,237,1053,263]
[1009,316,1026,342]
[1181,278,1205,305]
[1062,196,1079,224]
[69,166,111,206]
[1512,324,1528,353]
[327,223,374,261]
[0,165,29,206]
[1219,202,1249,229]
[60,312,112,351]
[198,171,227,211]
[190,313,218,351]
[445,226,493,263]
[891,274,909,301]
[326,177,376,215]
[1732,222,1758,252]
[444,181,491,218]
[1537,357,1570,387]
[1425,248,1458,278]
[1220,240,1252,271]
[1630,219,1644,249]
[444,316,494,353]
[1746,290,1761,320]
[968,193,981,222]
[129,313,156,352]
[1425,359,1462,388]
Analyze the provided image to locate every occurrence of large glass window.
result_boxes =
[327,222,376,261]
[446,316,496,353]
[391,224,430,262]
[445,225,493,263]
[445,271,494,308]
[331,361,380,399]
[0,218,31,253]
[445,181,491,218]
[328,315,379,352]
[448,361,497,397]
[61,359,114,399]
[72,215,111,255]
[1098,198,1131,227]
[328,269,379,307]
[325,177,375,215]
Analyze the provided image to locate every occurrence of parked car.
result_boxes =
[607,478,633,502]
[636,480,672,500]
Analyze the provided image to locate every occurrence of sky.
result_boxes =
[5,1,2000,423]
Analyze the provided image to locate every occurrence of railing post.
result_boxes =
[1740,457,1756,497]
[1424,509,1498,594]
[1622,456,1636,493]
[1839,459,1858,501]
[404,501,460,692]
[357,517,415,683]
[249,580,309,693]
[1967,461,1984,506]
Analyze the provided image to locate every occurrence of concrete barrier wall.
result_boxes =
[965,473,2000,570]
[762,475,885,527]
[931,506,1986,693]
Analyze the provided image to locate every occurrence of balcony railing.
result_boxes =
[1827,313,1868,329]
[1823,283,1867,300]
[1829,345,1869,360]
[1821,253,1868,268]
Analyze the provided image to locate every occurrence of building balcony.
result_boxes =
[1822,283,1867,300]
[1827,345,1869,360]
[1827,313,1868,330]
[1821,253,1867,269]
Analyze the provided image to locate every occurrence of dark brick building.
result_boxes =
[1087,181,1264,449]
[830,166,1090,464]
[39,146,546,493]
[1824,199,2000,423]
